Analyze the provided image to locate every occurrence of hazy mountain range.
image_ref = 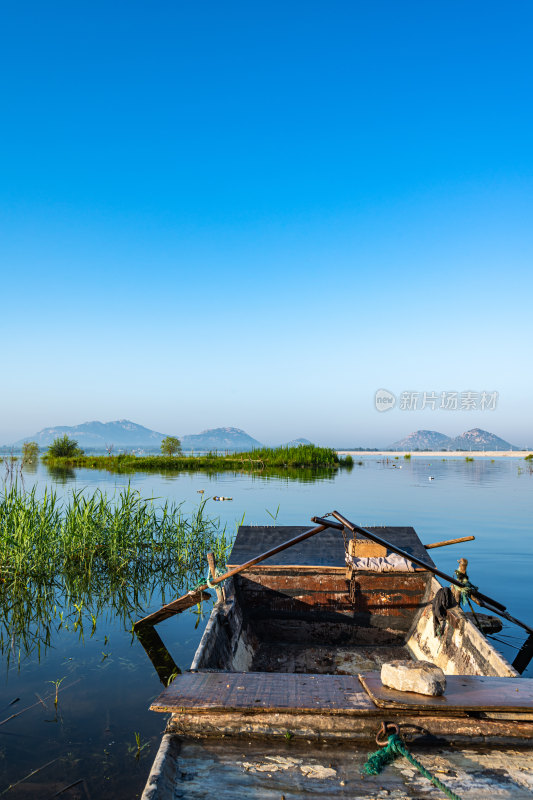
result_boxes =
[11,420,166,450]
[388,428,519,451]
[4,420,522,453]
[8,420,312,453]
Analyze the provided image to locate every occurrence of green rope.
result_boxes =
[453,570,478,607]
[363,734,463,800]
[206,567,226,590]
[187,569,226,592]
[187,580,206,594]
[188,568,226,594]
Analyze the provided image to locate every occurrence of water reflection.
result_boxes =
[135,625,180,685]
[44,464,77,484]
[42,462,343,485]
[0,564,211,668]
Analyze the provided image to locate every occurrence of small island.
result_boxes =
[42,436,354,473]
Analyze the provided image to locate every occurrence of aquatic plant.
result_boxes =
[43,444,349,472]
[0,485,232,664]
[265,504,280,522]
[130,731,149,760]
[47,676,66,707]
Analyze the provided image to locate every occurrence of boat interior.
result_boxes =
[146,524,533,750]
[190,525,515,678]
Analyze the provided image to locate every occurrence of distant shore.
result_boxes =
[337,450,532,458]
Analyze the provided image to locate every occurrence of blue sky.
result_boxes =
[1,1,532,446]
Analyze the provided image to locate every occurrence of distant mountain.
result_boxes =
[388,430,453,450]
[388,428,518,451]
[180,427,263,452]
[10,421,264,453]
[281,438,313,448]
[12,419,167,449]
[448,428,519,451]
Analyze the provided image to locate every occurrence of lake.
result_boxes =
[0,456,532,798]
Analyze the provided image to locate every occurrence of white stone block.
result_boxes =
[381,660,446,696]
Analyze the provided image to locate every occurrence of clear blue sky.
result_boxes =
[1,1,532,446]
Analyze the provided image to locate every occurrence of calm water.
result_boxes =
[1,457,532,798]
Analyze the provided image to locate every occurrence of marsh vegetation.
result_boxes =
[0,485,231,664]
[43,444,353,473]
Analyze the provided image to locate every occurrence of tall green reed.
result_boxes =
[0,484,232,665]
[43,444,352,472]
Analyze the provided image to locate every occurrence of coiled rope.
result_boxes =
[363,731,463,800]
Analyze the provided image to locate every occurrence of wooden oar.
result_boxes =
[134,519,344,629]
[425,536,475,549]
[327,511,533,635]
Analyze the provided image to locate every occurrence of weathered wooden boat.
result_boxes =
[140,514,533,799]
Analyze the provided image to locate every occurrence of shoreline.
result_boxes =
[337,450,532,458]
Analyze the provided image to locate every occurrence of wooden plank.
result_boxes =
[359,672,533,712]
[151,671,375,714]
[234,571,430,643]
[228,525,435,569]
[165,711,533,745]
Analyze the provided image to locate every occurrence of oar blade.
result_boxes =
[513,633,533,675]
[135,589,211,629]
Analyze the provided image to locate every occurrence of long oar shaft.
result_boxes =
[328,511,533,634]
[329,510,533,635]
[135,520,340,628]
[326,511,506,611]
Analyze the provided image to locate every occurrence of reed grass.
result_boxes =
[43,444,353,473]
[0,484,232,664]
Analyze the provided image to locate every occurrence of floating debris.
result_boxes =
[213,496,233,501]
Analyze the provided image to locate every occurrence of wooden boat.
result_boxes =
[140,521,533,799]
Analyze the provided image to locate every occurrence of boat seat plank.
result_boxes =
[227,525,436,569]
[359,672,533,712]
[151,671,376,715]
